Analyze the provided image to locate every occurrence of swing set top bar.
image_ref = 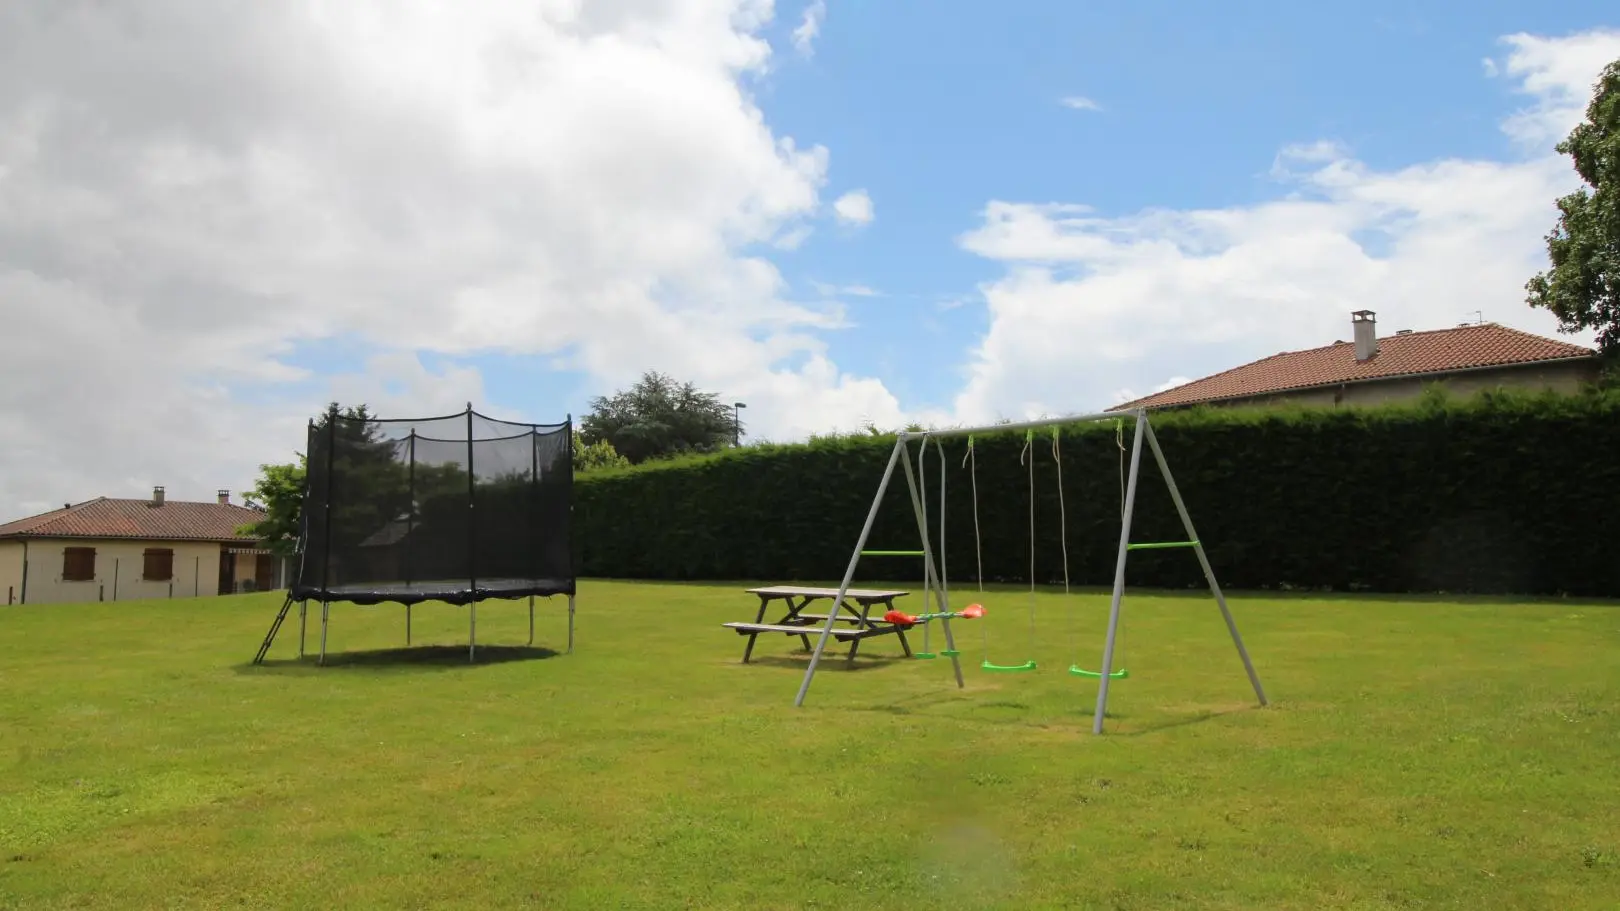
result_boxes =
[895,408,1146,442]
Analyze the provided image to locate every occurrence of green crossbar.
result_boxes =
[861,550,926,556]
[1126,540,1199,551]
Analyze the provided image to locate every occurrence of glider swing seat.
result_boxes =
[789,407,1270,735]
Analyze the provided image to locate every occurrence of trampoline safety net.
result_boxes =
[292,406,574,606]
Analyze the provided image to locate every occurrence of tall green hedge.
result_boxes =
[573,389,1620,597]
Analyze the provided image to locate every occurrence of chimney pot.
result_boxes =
[151,486,165,507]
[1351,310,1378,361]
[218,489,230,505]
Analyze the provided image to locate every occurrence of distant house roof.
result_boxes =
[1110,322,1597,411]
[0,496,265,543]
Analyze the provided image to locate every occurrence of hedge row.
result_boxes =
[572,389,1620,597]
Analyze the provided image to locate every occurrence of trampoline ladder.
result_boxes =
[253,595,295,665]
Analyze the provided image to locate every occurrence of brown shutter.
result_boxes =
[62,547,96,581]
[143,548,175,581]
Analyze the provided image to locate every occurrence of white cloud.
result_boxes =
[1490,29,1620,147]
[793,1,826,57]
[950,28,1620,425]
[833,189,875,225]
[1060,96,1104,111]
[0,0,913,520]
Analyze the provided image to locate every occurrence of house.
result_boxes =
[0,487,287,605]
[1111,310,1601,412]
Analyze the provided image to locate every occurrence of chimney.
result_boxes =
[151,486,165,507]
[1351,310,1378,361]
[217,489,231,505]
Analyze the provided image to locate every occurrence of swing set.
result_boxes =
[793,408,1269,735]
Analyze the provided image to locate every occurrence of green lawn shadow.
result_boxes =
[237,644,561,674]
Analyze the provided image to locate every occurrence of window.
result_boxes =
[62,547,96,582]
[143,548,175,582]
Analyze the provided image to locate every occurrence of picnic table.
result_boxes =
[722,585,914,664]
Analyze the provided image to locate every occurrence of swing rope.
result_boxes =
[933,439,960,657]
[982,430,1037,672]
[911,437,958,660]
[1071,419,1129,679]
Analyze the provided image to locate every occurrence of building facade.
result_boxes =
[0,487,287,606]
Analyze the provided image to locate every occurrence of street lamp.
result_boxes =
[733,402,746,447]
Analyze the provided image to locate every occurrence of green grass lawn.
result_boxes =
[2,580,1618,909]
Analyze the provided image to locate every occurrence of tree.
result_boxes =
[238,458,305,557]
[579,370,740,464]
[573,431,631,472]
[236,403,396,553]
[1526,57,1620,356]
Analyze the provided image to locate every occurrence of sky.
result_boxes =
[1,1,1618,519]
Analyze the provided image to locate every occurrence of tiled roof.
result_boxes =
[1111,323,1596,411]
[0,497,265,542]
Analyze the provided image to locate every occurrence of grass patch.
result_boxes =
[2,581,1618,908]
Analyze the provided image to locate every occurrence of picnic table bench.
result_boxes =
[722,585,913,664]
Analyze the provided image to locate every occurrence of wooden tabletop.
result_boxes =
[745,585,910,600]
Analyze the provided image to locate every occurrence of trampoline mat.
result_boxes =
[291,577,574,606]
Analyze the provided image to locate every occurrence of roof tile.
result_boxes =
[1112,323,1594,411]
[0,497,265,542]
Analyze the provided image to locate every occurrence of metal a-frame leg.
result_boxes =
[795,438,907,707]
[1092,416,1148,734]
[899,442,965,688]
[1143,419,1268,707]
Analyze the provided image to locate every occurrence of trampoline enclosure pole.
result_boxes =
[406,430,416,588]
[466,404,476,606]
[319,416,335,609]
[466,404,477,661]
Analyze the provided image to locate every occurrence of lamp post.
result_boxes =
[733,402,746,447]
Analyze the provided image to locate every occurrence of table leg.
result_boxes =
[769,595,818,650]
[741,594,772,663]
[793,597,821,650]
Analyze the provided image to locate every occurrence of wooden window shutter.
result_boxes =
[62,547,96,581]
[143,548,175,581]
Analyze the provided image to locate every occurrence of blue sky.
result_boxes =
[350,0,1618,429]
[749,0,1615,415]
[3,1,1619,516]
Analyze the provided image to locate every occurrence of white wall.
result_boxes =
[0,541,22,605]
[0,538,225,605]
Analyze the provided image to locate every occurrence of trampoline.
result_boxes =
[252,404,576,665]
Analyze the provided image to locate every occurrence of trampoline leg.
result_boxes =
[567,594,575,654]
[298,600,308,658]
[318,601,330,666]
[468,603,477,663]
[406,604,412,646]
[528,595,535,647]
